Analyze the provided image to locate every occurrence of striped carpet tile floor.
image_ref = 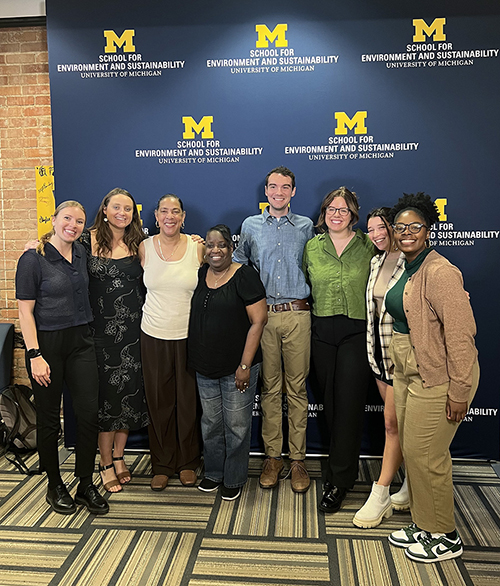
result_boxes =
[0,450,498,586]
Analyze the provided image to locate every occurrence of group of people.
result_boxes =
[15,166,479,564]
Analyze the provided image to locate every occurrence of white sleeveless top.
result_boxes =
[141,236,200,340]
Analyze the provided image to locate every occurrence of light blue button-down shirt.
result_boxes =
[233,207,315,304]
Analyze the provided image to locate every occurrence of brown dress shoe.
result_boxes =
[290,460,310,493]
[179,470,197,486]
[259,457,284,488]
[150,475,169,491]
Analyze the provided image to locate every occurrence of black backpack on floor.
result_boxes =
[0,384,37,474]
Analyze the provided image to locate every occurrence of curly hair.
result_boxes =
[90,188,145,257]
[316,186,360,233]
[389,192,440,228]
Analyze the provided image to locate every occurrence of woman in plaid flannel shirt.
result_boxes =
[353,208,407,529]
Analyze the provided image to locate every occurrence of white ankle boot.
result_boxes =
[391,477,410,511]
[353,482,393,528]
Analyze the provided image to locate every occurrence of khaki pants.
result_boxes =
[260,310,310,460]
[390,332,479,533]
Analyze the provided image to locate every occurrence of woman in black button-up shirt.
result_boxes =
[16,201,108,516]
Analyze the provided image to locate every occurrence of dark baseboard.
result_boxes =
[0,16,46,28]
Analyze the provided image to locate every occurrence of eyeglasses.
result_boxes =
[326,206,351,217]
[392,222,428,234]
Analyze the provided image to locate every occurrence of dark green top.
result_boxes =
[385,247,434,333]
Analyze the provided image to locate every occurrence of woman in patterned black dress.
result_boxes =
[81,188,148,492]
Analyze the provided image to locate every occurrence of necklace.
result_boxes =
[210,265,231,287]
[157,235,181,262]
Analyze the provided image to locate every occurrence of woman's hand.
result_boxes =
[190,234,205,245]
[18,300,51,387]
[24,240,39,252]
[30,356,51,387]
[235,365,250,393]
[446,397,468,422]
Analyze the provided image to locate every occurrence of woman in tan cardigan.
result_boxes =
[384,193,479,564]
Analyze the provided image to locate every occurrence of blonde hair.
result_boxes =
[37,200,86,256]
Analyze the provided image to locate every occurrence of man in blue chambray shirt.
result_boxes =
[233,166,315,493]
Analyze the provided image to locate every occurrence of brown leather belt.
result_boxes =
[267,299,310,313]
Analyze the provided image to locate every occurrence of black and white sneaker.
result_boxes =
[198,478,221,492]
[389,523,426,548]
[405,531,463,563]
[221,485,241,501]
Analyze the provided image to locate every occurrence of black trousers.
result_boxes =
[311,315,372,489]
[27,325,99,484]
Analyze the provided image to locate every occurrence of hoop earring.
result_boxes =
[155,220,159,229]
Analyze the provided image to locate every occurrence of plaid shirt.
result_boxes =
[366,251,405,379]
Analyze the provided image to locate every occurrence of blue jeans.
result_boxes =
[196,364,259,488]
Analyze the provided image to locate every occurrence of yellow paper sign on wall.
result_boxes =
[35,166,55,239]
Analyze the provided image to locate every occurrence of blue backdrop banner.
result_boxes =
[47,0,500,460]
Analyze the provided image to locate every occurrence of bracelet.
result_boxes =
[27,348,42,359]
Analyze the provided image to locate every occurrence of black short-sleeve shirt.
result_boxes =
[188,264,266,378]
[15,242,92,331]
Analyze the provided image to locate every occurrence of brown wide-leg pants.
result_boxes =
[141,332,201,476]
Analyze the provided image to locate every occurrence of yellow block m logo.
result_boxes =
[255,24,288,48]
[434,198,447,221]
[104,30,136,53]
[412,18,446,42]
[334,112,368,135]
[182,116,214,139]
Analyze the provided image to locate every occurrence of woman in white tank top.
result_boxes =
[139,194,205,491]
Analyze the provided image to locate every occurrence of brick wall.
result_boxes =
[0,25,52,385]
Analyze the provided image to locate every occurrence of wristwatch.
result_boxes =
[27,348,42,359]
[239,363,249,370]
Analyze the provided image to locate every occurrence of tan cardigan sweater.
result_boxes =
[403,250,478,403]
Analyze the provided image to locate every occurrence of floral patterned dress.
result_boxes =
[81,231,149,432]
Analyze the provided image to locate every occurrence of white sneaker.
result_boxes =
[391,477,410,511]
[405,531,463,563]
[353,482,393,528]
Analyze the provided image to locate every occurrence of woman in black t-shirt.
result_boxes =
[16,201,108,516]
[188,224,267,501]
